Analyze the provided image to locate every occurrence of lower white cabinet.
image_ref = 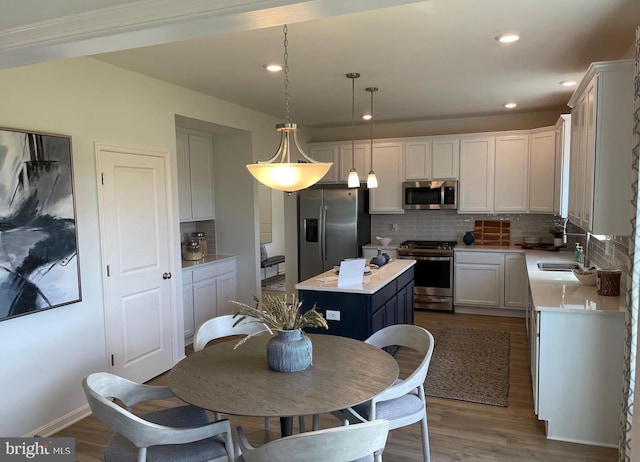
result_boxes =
[454,250,527,315]
[531,308,624,446]
[182,258,237,342]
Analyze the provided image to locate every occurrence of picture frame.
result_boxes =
[0,127,81,321]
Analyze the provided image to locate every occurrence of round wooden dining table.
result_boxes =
[168,333,399,437]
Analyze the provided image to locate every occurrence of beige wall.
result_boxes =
[0,56,280,437]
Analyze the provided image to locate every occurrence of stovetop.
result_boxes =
[398,240,458,251]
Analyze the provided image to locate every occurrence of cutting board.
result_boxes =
[474,220,510,246]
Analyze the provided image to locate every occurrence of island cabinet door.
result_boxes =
[298,291,373,341]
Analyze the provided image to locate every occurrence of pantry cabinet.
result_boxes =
[567,59,633,235]
[182,257,237,343]
[176,131,215,221]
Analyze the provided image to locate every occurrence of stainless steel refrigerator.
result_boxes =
[298,185,371,281]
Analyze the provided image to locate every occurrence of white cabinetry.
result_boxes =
[454,250,527,316]
[459,137,495,213]
[176,131,215,221]
[494,134,529,213]
[567,59,633,235]
[182,258,237,343]
[338,142,370,184]
[370,142,404,214]
[403,137,459,180]
[528,128,556,213]
[553,115,571,217]
[308,144,339,183]
[531,309,624,446]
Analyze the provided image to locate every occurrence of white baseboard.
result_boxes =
[28,404,92,437]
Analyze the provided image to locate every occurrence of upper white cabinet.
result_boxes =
[529,128,557,213]
[553,115,571,217]
[308,144,339,183]
[338,142,371,184]
[567,60,633,235]
[370,142,404,214]
[403,137,459,180]
[459,136,495,213]
[176,131,215,222]
[494,134,529,213]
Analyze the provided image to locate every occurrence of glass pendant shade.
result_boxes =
[246,123,331,192]
[347,168,360,188]
[367,171,378,188]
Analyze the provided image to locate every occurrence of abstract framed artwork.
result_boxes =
[0,127,81,321]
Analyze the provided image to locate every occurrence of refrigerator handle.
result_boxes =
[319,205,327,261]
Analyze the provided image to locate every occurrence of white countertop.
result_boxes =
[524,250,625,314]
[295,259,416,295]
[182,254,237,269]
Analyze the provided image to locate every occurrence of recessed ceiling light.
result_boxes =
[496,33,520,43]
[362,114,372,121]
[264,64,282,72]
[560,80,577,87]
[504,102,517,109]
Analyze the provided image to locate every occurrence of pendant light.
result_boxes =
[246,25,332,193]
[365,87,378,189]
[346,73,361,188]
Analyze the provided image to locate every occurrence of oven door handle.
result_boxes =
[400,255,452,261]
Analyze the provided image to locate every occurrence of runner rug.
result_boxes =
[424,326,510,407]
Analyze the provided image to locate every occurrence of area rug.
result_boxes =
[263,274,286,292]
[424,327,510,407]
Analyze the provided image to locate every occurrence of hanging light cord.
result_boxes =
[351,75,356,168]
[370,89,374,158]
[283,24,291,124]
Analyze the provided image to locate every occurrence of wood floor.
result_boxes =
[55,311,619,461]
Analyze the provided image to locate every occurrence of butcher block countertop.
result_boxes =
[295,259,416,295]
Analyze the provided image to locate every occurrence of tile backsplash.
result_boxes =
[179,220,216,256]
[371,210,561,245]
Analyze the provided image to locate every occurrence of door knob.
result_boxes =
[162,272,172,280]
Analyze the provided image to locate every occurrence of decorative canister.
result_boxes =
[182,238,204,261]
[191,232,208,257]
[266,329,312,372]
[463,231,475,246]
[596,269,621,296]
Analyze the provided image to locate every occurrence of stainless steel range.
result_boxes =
[397,240,457,312]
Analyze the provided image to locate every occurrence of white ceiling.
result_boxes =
[3,0,640,128]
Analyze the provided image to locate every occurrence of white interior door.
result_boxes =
[96,143,174,384]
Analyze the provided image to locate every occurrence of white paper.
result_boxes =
[337,258,366,287]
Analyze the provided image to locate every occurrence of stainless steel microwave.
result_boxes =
[402,180,457,210]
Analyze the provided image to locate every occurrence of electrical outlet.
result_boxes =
[391,223,398,231]
[325,310,340,321]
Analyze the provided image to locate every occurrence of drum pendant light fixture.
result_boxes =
[246,25,332,193]
[346,73,361,188]
[366,87,378,189]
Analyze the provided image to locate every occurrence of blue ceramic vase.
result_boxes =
[267,329,312,372]
[463,231,475,245]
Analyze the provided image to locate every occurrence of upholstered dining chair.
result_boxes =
[82,372,234,462]
[332,324,435,462]
[194,314,312,433]
[236,419,390,462]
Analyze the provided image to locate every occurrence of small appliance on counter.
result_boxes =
[191,232,208,257]
[182,238,203,261]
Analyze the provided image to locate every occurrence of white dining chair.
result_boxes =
[82,372,234,462]
[236,419,390,462]
[332,324,435,462]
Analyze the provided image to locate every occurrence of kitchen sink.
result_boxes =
[536,261,582,271]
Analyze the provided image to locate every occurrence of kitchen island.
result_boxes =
[525,250,625,447]
[295,259,416,340]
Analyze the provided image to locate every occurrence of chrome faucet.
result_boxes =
[561,217,590,265]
